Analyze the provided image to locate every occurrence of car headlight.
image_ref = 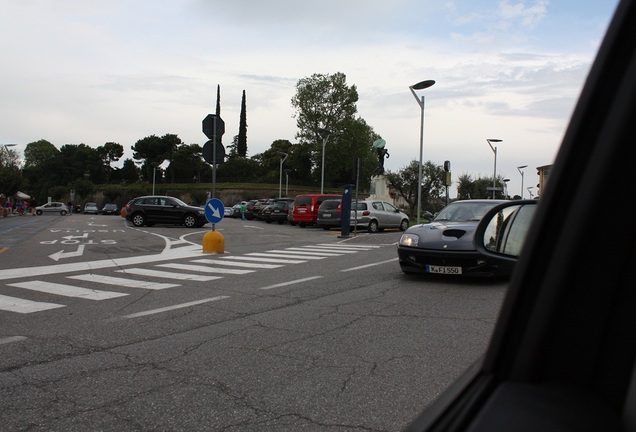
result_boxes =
[399,233,419,247]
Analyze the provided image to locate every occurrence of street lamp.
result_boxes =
[486,138,503,199]
[278,152,288,198]
[527,186,534,198]
[151,162,159,195]
[517,165,528,199]
[409,79,436,224]
[503,178,510,199]
[317,128,331,194]
[285,169,291,197]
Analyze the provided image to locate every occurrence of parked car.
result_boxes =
[83,202,99,215]
[397,199,508,276]
[34,202,69,216]
[101,203,119,215]
[223,205,233,217]
[262,198,295,224]
[124,195,207,228]
[292,193,341,227]
[316,199,343,230]
[351,200,409,233]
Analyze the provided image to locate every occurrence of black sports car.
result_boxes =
[397,199,511,276]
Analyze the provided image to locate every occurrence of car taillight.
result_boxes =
[362,210,370,216]
[337,204,342,213]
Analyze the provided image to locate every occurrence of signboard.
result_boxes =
[204,198,224,224]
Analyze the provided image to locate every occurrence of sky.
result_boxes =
[0,0,620,198]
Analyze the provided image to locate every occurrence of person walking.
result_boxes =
[240,202,247,221]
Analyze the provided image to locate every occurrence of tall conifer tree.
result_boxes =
[238,90,247,157]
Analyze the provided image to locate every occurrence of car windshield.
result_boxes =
[434,201,501,222]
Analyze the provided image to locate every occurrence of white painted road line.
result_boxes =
[0,294,65,314]
[0,336,28,345]
[281,248,343,256]
[259,276,323,290]
[297,246,358,253]
[222,256,307,264]
[156,263,254,274]
[121,296,230,319]
[191,259,283,269]
[8,281,129,300]
[341,258,399,272]
[116,268,222,281]
[319,243,381,250]
[255,251,326,260]
[68,274,181,289]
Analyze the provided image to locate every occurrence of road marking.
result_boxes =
[116,268,222,281]
[260,276,323,290]
[191,259,283,269]
[256,251,326,260]
[49,245,85,261]
[8,281,129,300]
[121,296,230,319]
[156,263,254,274]
[221,256,307,264]
[0,294,65,314]
[68,274,180,290]
[0,245,204,281]
[281,248,342,256]
[341,258,399,272]
[0,336,28,345]
[296,246,358,253]
[320,243,381,250]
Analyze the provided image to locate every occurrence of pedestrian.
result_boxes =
[240,202,247,221]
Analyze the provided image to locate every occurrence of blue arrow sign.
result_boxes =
[204,198,224,224]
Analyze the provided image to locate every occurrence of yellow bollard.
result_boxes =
[203,230,225,253]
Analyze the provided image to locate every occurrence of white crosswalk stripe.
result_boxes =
[156,263,255,274]
[116,268,222,281]
[8,281,129,300]
[0,293,65,314]
[68,274,181,289]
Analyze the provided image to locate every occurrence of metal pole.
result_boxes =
[493,146,497,199]
[279,158,283,198]
[417,95,424,224]
[321,138,326,194]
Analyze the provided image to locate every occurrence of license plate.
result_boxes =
[426,265,462,275]
[323,213,331,218]
[298,208,306,213]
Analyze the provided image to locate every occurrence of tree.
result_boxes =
[167,144,211,183]
[0,146,22,196]
[291,72,376,189]
[131,134,182,182]
[238,90,247,157]
[22,140,61,201]
[456,174,507,199]
[97,142,124,183]
[385,160,446,217]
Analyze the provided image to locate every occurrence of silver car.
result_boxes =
[35,202,69,216]
[351,200,409,233]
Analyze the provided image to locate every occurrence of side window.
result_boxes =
[372,202,383,211]
[383,203,397,212]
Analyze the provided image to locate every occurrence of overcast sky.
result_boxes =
[0,0,620,198]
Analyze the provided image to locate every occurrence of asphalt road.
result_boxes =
[0,213,507,431]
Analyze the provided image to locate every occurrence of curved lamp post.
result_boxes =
[409,80,436,224]
[151,162,160,195]
[517,165,528,199]
[278,152,288,198]
[486,139,503,199]
[527,186,534,198]
[317,128,332,194]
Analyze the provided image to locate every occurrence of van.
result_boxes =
[292,193,341,227]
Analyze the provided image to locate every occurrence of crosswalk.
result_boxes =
[0,243,380,314]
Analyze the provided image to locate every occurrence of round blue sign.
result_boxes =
[204,198,225,224]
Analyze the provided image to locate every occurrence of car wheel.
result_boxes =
[60,210,67,216]
[368,220,379,233]
[36,210,43,215]
[131,213,145,227]
[399,219,409,231]
[183,214,197,228]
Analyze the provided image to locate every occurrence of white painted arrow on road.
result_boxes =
[49,245,85,261]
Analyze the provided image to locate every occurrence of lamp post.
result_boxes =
[409,79,436,224]
[317,128,331,194]
[527,186,534,198]
[278,152,288,198]
[517,165,528,199]
[285,169,290,197]
[503,178,510,199]
[151,162,159,195]
[486,139,503,199]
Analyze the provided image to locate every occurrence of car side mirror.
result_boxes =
[474,200,538,260]
[423,211,433,221]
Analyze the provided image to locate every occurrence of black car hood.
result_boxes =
[407,221,480,251]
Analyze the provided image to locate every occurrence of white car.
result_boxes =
[35,202,69,216]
